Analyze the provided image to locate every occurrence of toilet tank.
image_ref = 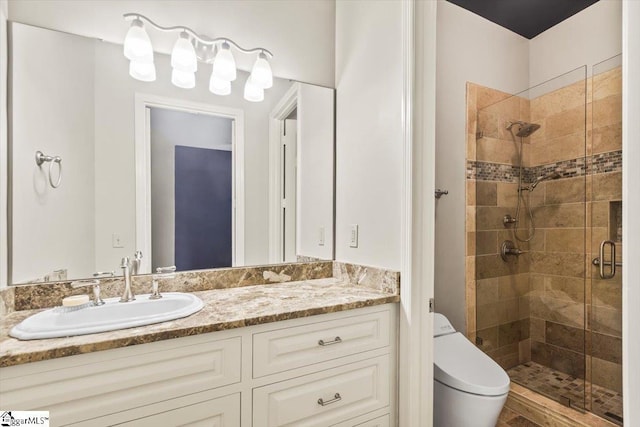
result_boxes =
[434,313,456,337]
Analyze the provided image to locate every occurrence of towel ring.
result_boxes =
[35,151,63,188]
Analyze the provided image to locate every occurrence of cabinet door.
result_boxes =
[253,308,391,378]
[1,336,241,426]
[253,355,390,427]
[116,393,240,427]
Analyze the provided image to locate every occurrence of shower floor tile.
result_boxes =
[507,361,623,426]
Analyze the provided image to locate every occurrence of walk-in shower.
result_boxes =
[467,57,624,425]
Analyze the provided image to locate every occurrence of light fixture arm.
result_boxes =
[123,13,274,58]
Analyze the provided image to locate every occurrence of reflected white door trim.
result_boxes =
[268,83,300,263]
[134,93,245,273]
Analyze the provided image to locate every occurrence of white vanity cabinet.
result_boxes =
[0,304,397,426]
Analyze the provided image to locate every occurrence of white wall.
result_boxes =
[435,1,530,332]
[93,41,291,273]
[529,0,622,87]
[6,0,335,88]
[297,84,334,260]
[10,23,96,283]
[0,0,8,288]
[334,0,403,270]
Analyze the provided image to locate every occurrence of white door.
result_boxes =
[281,119,297,262]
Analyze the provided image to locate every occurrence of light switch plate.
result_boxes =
[349,224,358,248]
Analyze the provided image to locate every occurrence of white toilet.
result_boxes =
[434,313,510,427]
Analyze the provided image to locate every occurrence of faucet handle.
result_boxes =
[120,256,130,269]
[93,271,114,278]
[70,279,105,306]
[156,265,176,278]
[150,266,176,300]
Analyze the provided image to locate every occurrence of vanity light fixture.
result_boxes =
[123,13,274,101]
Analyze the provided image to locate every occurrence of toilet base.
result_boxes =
[434,379,508,427]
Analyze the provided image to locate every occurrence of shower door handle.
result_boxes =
[597,240,616,279]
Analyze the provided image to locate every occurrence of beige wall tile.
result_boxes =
[591,278,622,309]
[591,305,622,336]
[544,276,585,303]
[529,132,586,166]
[592,122,622,154]
[476,206,511,230]
[529,252,585,277]
[545,229,586,253]
[530,317,545,342]
[476,137,520,165]
[544,105,586,140]
[467,132,477,160]
[533,203,585,228]
[593,94,622,129]
[531,79,587,122]
[498,273,530,300]
[544,177,586,205]
[466,206,476,232]
[477,277,499,305]
[476,181,498,206]
[476,230,498,255]
[591,357,622,393]
[592,67,622,101]
[530,296,585,329]
[497,182,520,208]
[466,180,476,206]
[477,85,512,110]
[592,172,622,201]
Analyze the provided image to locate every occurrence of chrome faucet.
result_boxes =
[120,256,135,302]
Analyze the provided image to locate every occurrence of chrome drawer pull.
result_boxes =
[318,336,342,346]
[317,393,341,406]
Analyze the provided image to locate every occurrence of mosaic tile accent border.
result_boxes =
[467,150,622,183]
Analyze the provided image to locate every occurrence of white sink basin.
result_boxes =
[10,292,204,340]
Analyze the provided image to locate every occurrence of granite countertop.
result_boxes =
[0,277,399,368]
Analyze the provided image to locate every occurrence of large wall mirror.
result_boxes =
[7,21,335,285]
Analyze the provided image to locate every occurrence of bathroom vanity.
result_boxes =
[0,263,399,427]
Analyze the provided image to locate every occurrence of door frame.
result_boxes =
[134,93,245,273]
[268,83,300,263]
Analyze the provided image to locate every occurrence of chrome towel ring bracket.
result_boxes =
[35,151,63,188]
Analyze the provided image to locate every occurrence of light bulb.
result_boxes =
[129,59,156,82]
[212,42,237,82]
[250,52,273,89]
[171,68,195,89]
[209,70,231,95]
[171,32,197,72]
[124,18,153,61]
[244,77,264,102]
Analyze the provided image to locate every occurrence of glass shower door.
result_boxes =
[588,54,623,425]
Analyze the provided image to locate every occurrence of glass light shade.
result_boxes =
[171,68,196,89]
[129,59,156,82]
[244,77,264,102]
[209,71,231,96]
[250,53,273,89]
[124,19,153,61]
[212,42,237,81]
[171,33,197,72]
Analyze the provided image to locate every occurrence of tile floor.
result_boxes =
[507,361,623,426]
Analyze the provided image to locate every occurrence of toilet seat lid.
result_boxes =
[434,332,510,396]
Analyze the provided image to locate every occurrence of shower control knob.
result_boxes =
[503,214,517,225]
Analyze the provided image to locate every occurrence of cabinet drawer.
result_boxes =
[253,355,390,427]
[0,336,241,425]
[115,392,240,427]
[253,309,391,377]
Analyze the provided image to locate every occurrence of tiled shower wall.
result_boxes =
[466,83,532,369]
[465,67,623,394]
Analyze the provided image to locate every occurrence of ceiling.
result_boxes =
[447,0,600,39]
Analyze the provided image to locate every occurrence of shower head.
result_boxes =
[529,171,561,190]
[506,121,541,138]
